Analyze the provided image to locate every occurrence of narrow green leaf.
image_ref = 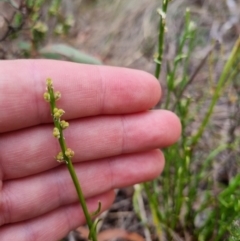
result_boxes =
[90,201,101,217]
[88,219,101,240]
[18,41,31,51]
[12,12,23,28]
[9,0,20,8]
[39,44,102,65]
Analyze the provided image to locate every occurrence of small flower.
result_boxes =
[43,92,50,102]
[65,148,74,158]
[53,108,65,119]
[56,151,64,162]
[54,91,61,101]
[60,120,69,129]
[53,127,60,138]
[46,78,53,88]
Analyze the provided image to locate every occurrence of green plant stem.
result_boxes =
[143,182,164,240]
[66,160,96,240]
[155,0,169,79]
[190,37,240,147]
[164,8,192,109]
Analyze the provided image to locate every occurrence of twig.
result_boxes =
[172,43,217,111]
[154,0,169,79]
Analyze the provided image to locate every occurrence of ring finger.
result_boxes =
[0,149,164,226]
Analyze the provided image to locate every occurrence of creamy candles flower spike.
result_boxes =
[43,78,100,241]
[43,78,73,164]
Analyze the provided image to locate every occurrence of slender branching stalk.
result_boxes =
[44,79,99,241]
[154,0,170,79]
[190,37,240,147]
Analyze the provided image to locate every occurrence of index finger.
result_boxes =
[0,60,161,133]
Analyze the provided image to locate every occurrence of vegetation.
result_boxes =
[141,1,240,240]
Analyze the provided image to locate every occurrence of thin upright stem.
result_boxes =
[190,37,240,147]
[45,80,98,241]
[66,160,96,239]
[155,0,169,79]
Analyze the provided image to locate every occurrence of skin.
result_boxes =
[0,60,181,241]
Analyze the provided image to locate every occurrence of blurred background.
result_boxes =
[1,0,239,70]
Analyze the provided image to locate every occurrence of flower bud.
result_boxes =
[56,151,64,162]
[43,92,50,102]
[53,127,60,138]
[53,108,65,119]
[54,91,61,101]
[60,120,69,129]
[46,78,53,88]
[65,148,74,158]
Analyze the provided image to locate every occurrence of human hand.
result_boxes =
[0,60,181,240]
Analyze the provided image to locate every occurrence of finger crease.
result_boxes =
[120,115,126,154]
[96,65,106,114]
[0,185,12,225]
[31,60,44,124]
[107,158,114,190]
[0,149,5,180]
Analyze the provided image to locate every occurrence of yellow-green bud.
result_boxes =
[53,127,60,138]
[65,148,74,158]
[53,108,65,119]
[43,92,50,102]
[56,151,64,162]
[60,120,69,129]
[65,15,74,27]
[54,91,61,101]
[34,21,48,33]
[46,78,53,88]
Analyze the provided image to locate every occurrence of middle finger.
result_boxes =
[0,110,180,180]
[0,149,164,226]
